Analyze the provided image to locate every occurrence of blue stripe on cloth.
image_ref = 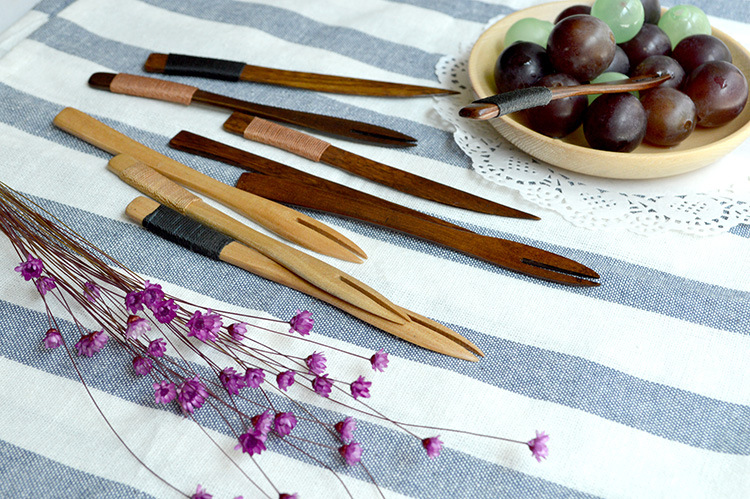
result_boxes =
[24,18,469,167]
[729,223,750,238]
[0,440,156,498]
[139,0,446,80]
[1,86,748,339]
[0,296,591,498]
[6,196,750,456]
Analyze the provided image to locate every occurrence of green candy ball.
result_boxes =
[658,5,711,48]
[592,0,645,43]
[504,17,555,48]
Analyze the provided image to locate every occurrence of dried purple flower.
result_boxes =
[177,376,208,414]
[528,430,549,462]
[334,417,356,443]
[192,484,212,499]
[133,356,153,376]
[350,375,371,400]
[244,368,265,388]
[125,315,151,340]
[338,442,363,466]
[276,370,295,391]
[370,349,389,372]
[289,309,314,335]
[305,351,327,375]
[35,275,56,296]
[228,322,247,342]
[153,380,177,404]
[42,328,63,349]
[236,429,267,456]
[124,290,144,314]
[219,367,245,395]
[147,338,167,357]
[83,281,100,303]
[15,254,43,280]
[252,410,274,436]
[312,375,333,398]
[152,298,179,324]
[279,494,298,499]
[140,280,165,309]
[274,412,297,437]
[74,329,108,357]
[422,436,443,459]
[186,309,223,342]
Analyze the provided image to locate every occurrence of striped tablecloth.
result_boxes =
[1,0,748,497]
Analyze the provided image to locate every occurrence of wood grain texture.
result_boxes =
[51,107,366,262]
[236,172,600,287]
[109,154,409,325]
[126,195,482,360]
[144,52,459,97]
[87,72,416,147]
[224,113,539,219]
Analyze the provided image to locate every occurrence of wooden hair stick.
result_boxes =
[52,107,366,263]
[109,154,408,325]
[87,72,416,147]
[223,112,539,219]
[459,74,671,120]
[144,53,459,98]
[126,196,482,360]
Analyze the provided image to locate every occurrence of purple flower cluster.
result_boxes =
[528,430,550,462]
[219,367,246,395]
[338,442,363,466]
[370,349,389,372]
[133,356,153,375]
[422,436,443,459]
[289,310,314,335]
[83,281,100,303]
[276,370,295,391]
[74,330,109,357]
[35,275,56,296]
[42,328,63,349]
[350,376,371,400]
[15,255,44,281]
[236,430,267,456]
[252,410,274,435]
[153,380,177,404]
[177,377,208,414]
[335,417,356,443]
[228,322,247,342]
[186,309,223,343]
[125,315,151,340]
[147,338,167,357]
[125,281,179,324]
[244,368,265,388]
[312,375,333,397]
[305,351,327,375]
[273,412,297,437]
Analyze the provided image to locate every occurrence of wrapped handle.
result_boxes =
[162,53,245,81]
[105,73,199,105]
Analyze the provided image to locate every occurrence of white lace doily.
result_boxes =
[434,45,750,236]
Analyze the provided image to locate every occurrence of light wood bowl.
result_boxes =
[467,0,750,179]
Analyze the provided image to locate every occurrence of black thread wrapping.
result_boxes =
[142,205,233,260]
[164,53,245,81]
[474,87,553,116]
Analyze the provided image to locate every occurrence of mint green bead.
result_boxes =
[503,18,554,48]
[587,72,637,104]
[591,0,645,43]
[658,5,711,48]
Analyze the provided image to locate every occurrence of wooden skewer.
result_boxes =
[144,53,459,97]
[223,113,539,219]
[126,196,482,360]
[459,74,672,120]
[52,107,366,263]
[109,154,409,325]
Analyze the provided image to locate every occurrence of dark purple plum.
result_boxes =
[583,93,647,152]
[547,15,616,82]
[619,23,671,68]
[640,0,661,24]
[632,55,686,90]
[683,60,748,127]
[640,87,697,146]
[672,34,733,75]
[605,46,631,74]
[522,74,588,138]
[494,42,552,93]
[554,4,591,23]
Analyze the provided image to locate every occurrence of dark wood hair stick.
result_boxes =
[144,53,459,97]
[459,74,671,120]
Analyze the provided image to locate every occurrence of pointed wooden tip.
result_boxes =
[458,103,500,120]
[144,53,168,73]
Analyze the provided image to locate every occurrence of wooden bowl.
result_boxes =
[467,0,750,179]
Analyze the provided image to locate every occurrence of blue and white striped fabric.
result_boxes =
[1,0,749,497]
